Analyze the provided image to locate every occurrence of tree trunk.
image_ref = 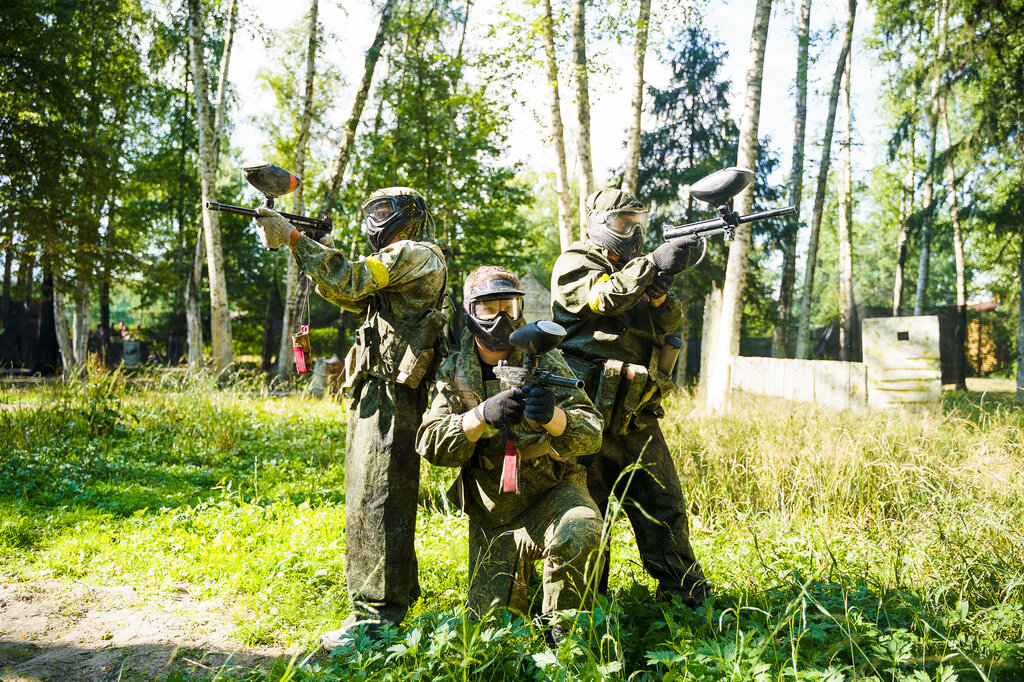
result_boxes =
[620,0,652,197]
[17,253,34,303]
[674,279,691,384]
[1,247,11,362]
[187,0,234,375]
[914,111,938,316]
[320,0,397,217]
[571,0,595,229]
[212,0,238,166]
[703,0,773,413]
[540,0,575,251]
[186,233,206,370]
[36,269,58,375]
[697,285,722,406]
[275,0,320,384]
[939,94,968,390]
[794,0,857,359]
[15,255,35,367]
[914,0,945,316]
[170,53,191,366]
[262,271,282,372]
[441,3,472,247]
[100,277,110,365]
[837,52,855,361]
[54,284,73,380]
[893,135,914,315]
[772,0,811,358]
[71,272,89,376]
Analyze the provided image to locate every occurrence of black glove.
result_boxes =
[649,238,697,274]
[524,385,556,425]
[647,271,675,299]
[481,388,526,427]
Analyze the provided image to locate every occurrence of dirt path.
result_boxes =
[0,581,302,681]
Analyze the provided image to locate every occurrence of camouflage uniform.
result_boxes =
[416,327,603,616]
[550,241,708,604]
[292,234,448,627]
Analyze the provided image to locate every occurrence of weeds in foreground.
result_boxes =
[1,378,1022,680]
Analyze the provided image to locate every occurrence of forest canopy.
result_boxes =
[0,0,1020,399]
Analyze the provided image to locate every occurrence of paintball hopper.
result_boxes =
[509,320,568,356]
[689,167,754,206]
[206,161,332,243]
[242,161,300,199]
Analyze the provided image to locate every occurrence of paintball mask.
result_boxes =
[463,274,525,352]
[360,187,428,252]
[585,188,648,262]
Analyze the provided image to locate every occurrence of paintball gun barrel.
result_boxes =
[204,161,333,241]
[495,320,585,391]
[663,167,797,243]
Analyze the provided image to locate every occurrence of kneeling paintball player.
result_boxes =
[416,266,603,630]
[253,188,447,649]
[550,188,712,607]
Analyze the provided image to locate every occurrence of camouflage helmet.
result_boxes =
[584,188,648,262]
[360,186,430,251]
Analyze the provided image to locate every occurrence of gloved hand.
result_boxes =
[524,385,556,425]
[481,388,526,427]
[649,237,697,274]
[647,271,675,299]
[254,206,297,250]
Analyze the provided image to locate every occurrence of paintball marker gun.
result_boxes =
[494,320,583,496]
[663,167,797,245]
[205,161,333,241]
[495,320,585,391]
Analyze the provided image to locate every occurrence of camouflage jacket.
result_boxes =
[292,236,448,391]
[550,241,682,433]
[416,327,602,526]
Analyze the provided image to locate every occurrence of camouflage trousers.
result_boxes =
[583,422,709,605]
[344,375,424,626]
[467,481,602,617]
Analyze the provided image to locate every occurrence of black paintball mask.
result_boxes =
[463,276,526,352]
[360,187,428,252]
[584,188,648,263]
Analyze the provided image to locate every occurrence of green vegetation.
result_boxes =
[1,375,1022,680]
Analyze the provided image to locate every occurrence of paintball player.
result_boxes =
[416,266,603,623]
[253,188,448,649]
[550,188,711,607]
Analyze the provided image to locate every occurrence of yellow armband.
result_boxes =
[366,257,390,289]
[587,274,611,313]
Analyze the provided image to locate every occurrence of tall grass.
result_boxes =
[1,375,1022,680]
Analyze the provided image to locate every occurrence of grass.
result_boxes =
[1,369,1022,680]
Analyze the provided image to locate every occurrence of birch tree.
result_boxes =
[892,135,913,315]
[940,93,967,389]
[772,0,811,358]
[703,0,773,413]
[186,0,237,374]
[620,0,652,197]
[275,0,320,384]
[320,0,397,215]
[571,0,594,227]
[837,52,855,360]
[540,0,575,250]
[794,0,856,359]
[914,0,946,316]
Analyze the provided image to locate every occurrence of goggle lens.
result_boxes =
[605,210,647,235]
[363,198,398,224]
[471,297,522,321]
